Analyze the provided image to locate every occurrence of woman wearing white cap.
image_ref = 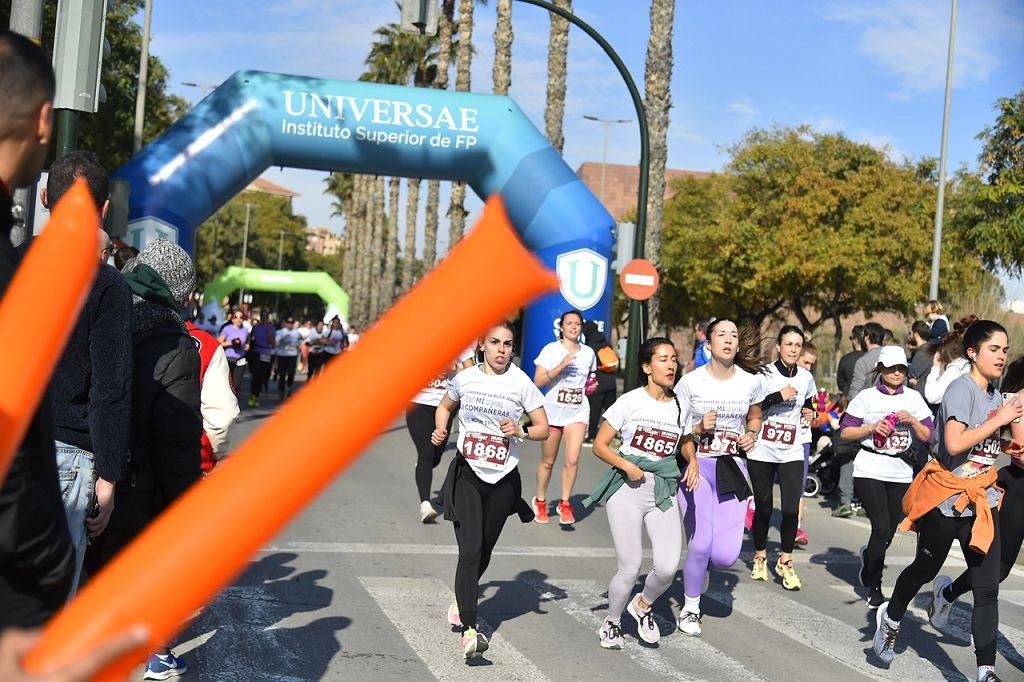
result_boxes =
[838,345,934,609]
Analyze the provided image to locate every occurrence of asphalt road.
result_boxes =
[168,378,1024,681]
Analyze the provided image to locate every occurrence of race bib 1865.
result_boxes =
[630,426,680,458]
[462,432,511,468]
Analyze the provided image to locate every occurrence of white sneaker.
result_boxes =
[928,575,954,632]
[872,602,900,663]
[598,618,624,650]
[626,594,660,644]
[420,500,439,523]
[677,610,702,637]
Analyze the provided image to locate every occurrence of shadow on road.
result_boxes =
[478,568,555,634]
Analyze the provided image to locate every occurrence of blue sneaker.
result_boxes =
[144,652,187,680]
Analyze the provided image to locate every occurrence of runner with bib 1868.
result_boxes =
[532,310,597,526]
[432,321,549,661]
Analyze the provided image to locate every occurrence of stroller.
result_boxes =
[803,393,846,498]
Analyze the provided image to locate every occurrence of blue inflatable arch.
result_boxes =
[114,70,614,365]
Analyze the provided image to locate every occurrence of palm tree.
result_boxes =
[348,175,372,325]
[367,176,387,320]
[643,0,676,333]
[401,176,420,292]
[544,0,572,154]
[447,0,477,251]
[425,0,456,266]
[382,175,401,308]
[325,172,356,294]
[493,0,513,95]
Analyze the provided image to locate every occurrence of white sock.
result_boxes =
[605,616,620,626]
[977,665,995,681]
[684,594,701,614]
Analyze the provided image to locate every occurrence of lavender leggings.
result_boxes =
[678,456,748,599]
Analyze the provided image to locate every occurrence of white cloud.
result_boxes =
[728,97,758,117]
[824,0,1024,99]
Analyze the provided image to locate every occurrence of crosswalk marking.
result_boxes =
[522,577,766,682]
[829,584,1024,671]
[358,576,549,681]
[702,579,959,680]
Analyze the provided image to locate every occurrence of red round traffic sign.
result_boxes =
[620,259,660,301]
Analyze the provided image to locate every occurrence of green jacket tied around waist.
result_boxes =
[582,453,680,512]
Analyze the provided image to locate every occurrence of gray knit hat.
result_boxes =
[135,238,196,304]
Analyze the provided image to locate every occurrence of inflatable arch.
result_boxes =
[114,70,614,364]
[201,266,349,327]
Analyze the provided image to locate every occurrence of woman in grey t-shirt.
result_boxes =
[870,319,1023,681]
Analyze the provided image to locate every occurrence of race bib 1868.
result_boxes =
[630,426,680,458]
[462,432,511,468]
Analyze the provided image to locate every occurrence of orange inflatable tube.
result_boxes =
[25,196,559,679]
[0,179,99,483]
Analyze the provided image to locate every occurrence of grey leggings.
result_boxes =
[606,474,682,620]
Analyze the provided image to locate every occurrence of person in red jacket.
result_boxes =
[186,320,240,473]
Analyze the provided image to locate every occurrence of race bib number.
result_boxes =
[697,429,740,457]
[427,373,447,390]
[629,426,680,458]
[881,428,912,453]
[968,438,1002,466]
[557,387,584,406]
[760,421,796,446]
[259,353,271,363]
[462,432,511,468]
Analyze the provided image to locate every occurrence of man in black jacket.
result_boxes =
[0,31,75,627]
[835,324,865,397]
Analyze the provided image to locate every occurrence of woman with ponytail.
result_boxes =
[675,319,766,637]
[924,316,976,407]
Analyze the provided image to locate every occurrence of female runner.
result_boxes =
[533,310,597,525]
[872,320,1022,682]
[584,338,699,648]
[748,326,817,590]
[839,346,933,609]
[433,322,549,660]
[675,318,766,636]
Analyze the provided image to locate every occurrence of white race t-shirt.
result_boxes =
[323,329,345,355]
[847,385,933,483]
[412,345,477,407]
[603,387,691,461]
[676,365,766,458]
[275,328,301,357]
[306,329,325,354]
[750,362,817,463]
[447,363,545,483]
[534,341,597,426]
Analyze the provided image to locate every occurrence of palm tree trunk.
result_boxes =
[424,179,440,266]
[643,0,676,333]
[426,0,455,267]
[448,0,476,250]
[493,0,513,95]
[401,177,421,292]
[354,175,373,327]
[341,187,358,296]
[381,175,401,310]
[544,0,572,154]
[368,176,386,320]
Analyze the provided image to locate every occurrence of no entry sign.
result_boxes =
[620,259,660,301]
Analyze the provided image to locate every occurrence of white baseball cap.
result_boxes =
[878,346,909,369]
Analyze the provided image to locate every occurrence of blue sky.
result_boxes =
[147,0,1024,296]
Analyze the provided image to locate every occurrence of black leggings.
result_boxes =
[949,465,1024,599]
[889,506,1001,667]
[748,459,804,554]
[452,460,518,630]
[406,403,454,502]
[250,356,271,398]
[227,358,246,395]
[587,388,615,440]
[854,476,909,587]
[307,352,325,378]
[276,356,297,394]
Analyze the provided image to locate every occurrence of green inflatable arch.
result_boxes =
[202,266,349,325]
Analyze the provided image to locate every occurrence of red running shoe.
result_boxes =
[557,500,576,526]
[532,497,549,524]
[744,497,755,531]
[794,528,809,546]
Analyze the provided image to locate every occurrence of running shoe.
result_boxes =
[927,575,955,632]
[676,610,702,637]
[582,438,595,449]
[143,652,187,680]
[853,502,867,517]
[831,504,853,518]
[247,395,257,408]
[626,594,659,644]
[461,627,488,659]
[420,500,439,524]
[744,497,755,531]
[557,500,576,526]
[872,602,899,664]
[447,601,462,627]
[775,558,802,591]
[750,555,769,581]
[598,618,624,650]
[794,528,809,546]
[978,666,1001,681]
[866,586,886,610]
[858,545,868,587]
[532,497,549,524]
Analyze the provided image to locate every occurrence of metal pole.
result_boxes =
[929,0,957,301]
[276,229,284,315]
[54,108,78,159]
[238,202,252,308]
[132,0,153,154]
[8,0,44,246]
[583,116,631,205]
[515,0,650,389]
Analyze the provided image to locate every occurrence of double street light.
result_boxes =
[582,115,632,206]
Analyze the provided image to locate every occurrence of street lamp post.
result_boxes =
[181,81,219,106]
[582,115,632,206]
[929,0,958,301]
[237,202,253,308]
[132,0,153,154]
[512,0,651,390]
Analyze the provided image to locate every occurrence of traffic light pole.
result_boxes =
[512,0,650,390]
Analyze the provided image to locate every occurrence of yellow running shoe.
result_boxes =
[751,555,769,581]
[775,558,802,591]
